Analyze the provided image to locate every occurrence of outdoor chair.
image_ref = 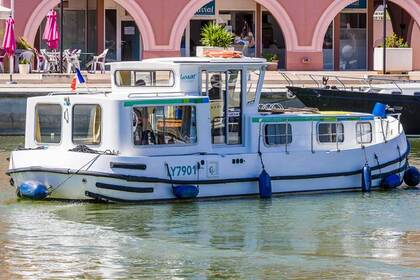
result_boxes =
[41,49,60,73]
[86,49,109,74]
[0,48,6,73]
[33,48,46,73]
[64,49,81,74]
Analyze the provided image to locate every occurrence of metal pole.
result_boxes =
[60,0,64,73]
[7,0,16,84]
[382,0,387,74]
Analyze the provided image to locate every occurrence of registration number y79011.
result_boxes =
[169,165,198,177]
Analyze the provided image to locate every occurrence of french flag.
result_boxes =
[71,68,86,92]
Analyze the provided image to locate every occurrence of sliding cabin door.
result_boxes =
[202,70,243,145]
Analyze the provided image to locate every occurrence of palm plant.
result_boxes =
[200,22,234,48]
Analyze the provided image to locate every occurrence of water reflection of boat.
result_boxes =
[5,58,417,202]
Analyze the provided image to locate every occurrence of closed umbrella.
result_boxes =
[3,16,16,83]
[43,10,59,49]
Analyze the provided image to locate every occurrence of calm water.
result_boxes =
[0,136,419,279]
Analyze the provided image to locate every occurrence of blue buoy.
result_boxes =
[382,174,402,189]
[18,181,49,200]
[258,169,272,198]
[404,166,420,187]
[172,185,199,199]
[372,102,386,118]
[361,164,372,192]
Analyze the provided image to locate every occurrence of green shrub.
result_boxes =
[200,23,234,48]
[19,58,30,65]
[380,33,409,48]
[262,53,279,62]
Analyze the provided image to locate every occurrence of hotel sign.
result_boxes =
[346,0,367,9]
[195,1,215,16]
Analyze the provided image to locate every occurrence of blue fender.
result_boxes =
[361,164,372,192]
[173,185,199,199]
[18,181,49,200]
[404,166,420,187]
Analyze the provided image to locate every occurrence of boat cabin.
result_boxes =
[24,57,382,158]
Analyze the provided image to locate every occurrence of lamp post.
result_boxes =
[382,0,387,75]
[60,0,64,73]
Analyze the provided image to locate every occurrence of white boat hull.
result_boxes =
[8,133,409,202]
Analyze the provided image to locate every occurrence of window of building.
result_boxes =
[356,122,372,144]
[318,123,344,143]
[339,13,367,70]
[72,105,101,145]
[34,104,62,144]
[132,106,197,145]
[264,124,292,145]
[115,70,174,87]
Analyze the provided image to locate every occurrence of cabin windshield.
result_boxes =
[115,70,174,87]
[132,105,197,145]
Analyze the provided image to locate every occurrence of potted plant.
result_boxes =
[374,33,412,72]
[19,58,31,74]
[196,22,234,57]
[15,37,34,73]
[263,53,279,71]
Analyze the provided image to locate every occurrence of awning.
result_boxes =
[0,6,11,20]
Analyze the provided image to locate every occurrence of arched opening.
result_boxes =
[176,0,294,70]
[320,0,420,71]
[24,0,155,67]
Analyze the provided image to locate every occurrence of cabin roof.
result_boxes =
[109,56,267,70]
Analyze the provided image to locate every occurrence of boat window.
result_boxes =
[247,69,261,104]
[264,124,292,145]
[227,70,242,144]
[133,105,197,145]
[34,104,62,144]
[318,123,344,143]
[115,70,174,87]
[356,122,372,144]
[72,105,101,145]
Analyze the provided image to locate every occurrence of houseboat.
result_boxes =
[6,57,418,202]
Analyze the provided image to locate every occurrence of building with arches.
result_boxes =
[6,0,420,70]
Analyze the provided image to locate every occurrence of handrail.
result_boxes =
[278,72,418,94]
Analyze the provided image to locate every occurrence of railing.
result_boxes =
[280,72,418,94]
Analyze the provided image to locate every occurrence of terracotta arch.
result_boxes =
[23,0,156,51]
[313,0,420,51]
[168,0,299,52]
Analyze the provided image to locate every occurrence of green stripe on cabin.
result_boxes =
[251,115,373,123]
[124,98,209,107]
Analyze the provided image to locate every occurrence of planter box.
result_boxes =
[374,48,413,72]
[266,61,279,71]
[196,46,235,57]
[18,64,30,74]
